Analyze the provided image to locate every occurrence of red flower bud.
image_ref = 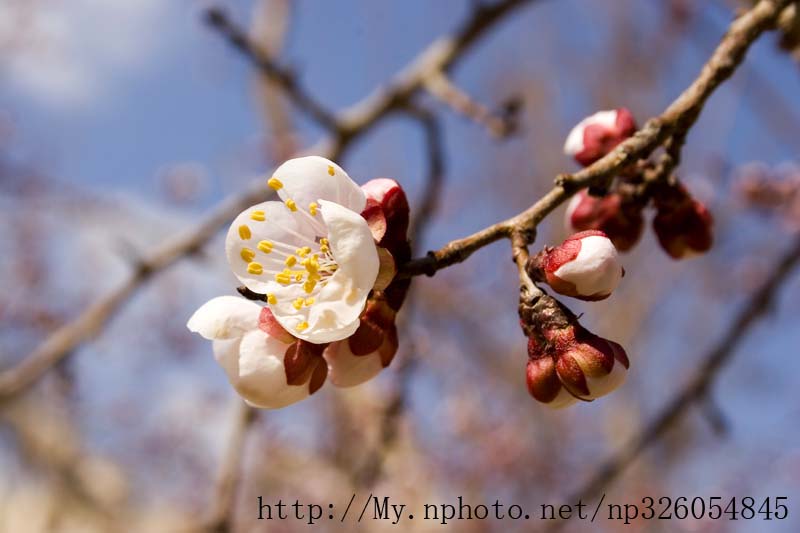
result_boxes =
[528,230,623,301]
[564,108,637,166]
[565,189,644,251]
[526,321,629,408]
[653,186,713,259]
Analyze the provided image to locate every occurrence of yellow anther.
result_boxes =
[295,272,304,281]
[320,245,329,254]
[267,177,283,190]
[284,255,297,267]
[305,297,315,306]
[309,202,319,216]
[275,272,291,285]
[303,280,316,294]
[292,298,304,310]
[238,224,251,240]
[306,272,321,282]
[247,262,263,275]
[320,238,329,246]
[327,165,335,176]
[267,294,277,305]
[285,199,297,212]
[295,321,309,332]
[257,240,273,254]
[296,246,311,257]
[240,248,255,262]
[250,210,265,221]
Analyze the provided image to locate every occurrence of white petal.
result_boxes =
[225,330,310,409]
[553,235,622,297]
[324,340,383,388]
[187,296,262,340]
[563,110,617,156]
[225,200,319,294]
[272,156,366,214]
[585,359,627,399]
[543,387,579,409]
[320,200,379,286]
[564,191,584,232]
[212,338,242,379]
[361,178,398,204]
[271,268,362,344]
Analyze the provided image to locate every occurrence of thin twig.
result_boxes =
[205,7,340,133]
[424,71,520,137]
[559,233,800,513]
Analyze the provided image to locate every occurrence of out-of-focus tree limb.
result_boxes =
[0,0,537,402]
[559,232,800,512]
[399,0,793,279]
[191,402,257,533]
[352,106,445,488]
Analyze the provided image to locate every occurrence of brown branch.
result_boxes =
[424,71,520,138]
[352,105,446,488]
[398,0,791,279]
[205,7,340,133]
[559,232,800,513]
[0,0,536,402]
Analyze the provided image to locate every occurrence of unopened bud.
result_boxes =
[528,230,623,301]
[564,108,637,166]
[526,317,629,407]
[565,189,644,251]
[653,185,713,259]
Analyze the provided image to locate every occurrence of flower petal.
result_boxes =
[271,269,362,343]
[319,200,379,286]
[225,200,319,294]
[324,340,384,388]
[271,156,366,214]
[187,296,262,340]
[225,330,311,409]
[269,201,379,343]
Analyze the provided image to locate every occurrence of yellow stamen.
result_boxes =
[267,294,277,305]
[257,240,273,254]
[285,199,297,212]
[292,298,304,310]
[250,210,265,221]
[295,321,309,332]
[247,262,263,275]
[303,280,316,294]
[309,202,319,216]
[294,272,304,281]
[240,248,255,262]
[275,272,291,285]
[267,177,283,190]
[327,165,335,176]
[238,225,251,240]
[305,297,315,306]
[284,255,297,267]
[296,246,311,258]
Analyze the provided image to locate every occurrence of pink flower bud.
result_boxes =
[653,186,714,259]
[361,178,410,253]
[528,230,623,301]
[564,108,637,166]
[565,189,644,251]
[526,322,629,407]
